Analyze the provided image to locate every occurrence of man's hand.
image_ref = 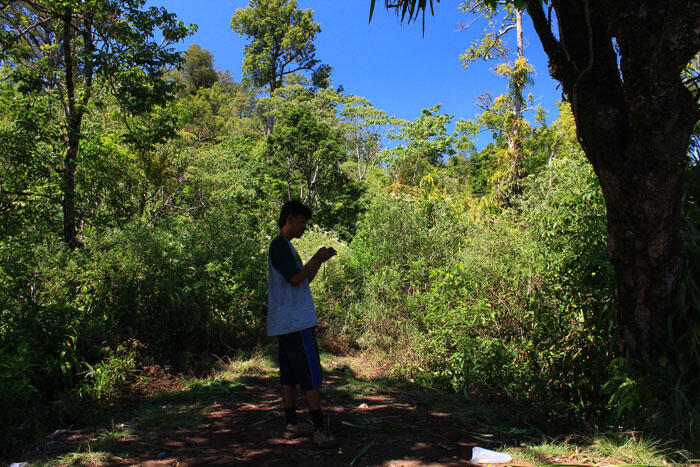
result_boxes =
[290,246,337,286]
[316,246,337,262]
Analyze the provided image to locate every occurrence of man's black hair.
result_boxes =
[278,200,312,228]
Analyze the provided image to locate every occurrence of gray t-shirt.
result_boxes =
[267,236,317,336]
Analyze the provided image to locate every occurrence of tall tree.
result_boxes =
[385,105,454,186]
[181,44,218,93]
[455,61,535,201]
[231,0,325,133]
[265,104,363,238]
[340,95,391,181]
[0,0,191,249]
[371,0,700,366]
[266,106,345,208]
[459,1,529,184]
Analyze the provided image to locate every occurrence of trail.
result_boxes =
[29,358,528,466]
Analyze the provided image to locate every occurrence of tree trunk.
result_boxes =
[596,125,689,363]
[506,9,525,184]
[61,10,82,250]
[587,71,695,362]
[62,140,80,250]
[525,0,700,364]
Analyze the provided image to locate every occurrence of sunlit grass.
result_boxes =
[511,441,581,466]
[510,435,679,466]
[587,436,671,465]
[217,345,277,380]
[37,450,114,466]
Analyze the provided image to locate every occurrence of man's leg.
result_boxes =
[278,334,300,427]
[304,389,321,411]
[282,384,298,426]
[305,389,324,431]
[298,329,325,434]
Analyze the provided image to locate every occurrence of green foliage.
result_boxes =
[339,95,392,181]
[266,106,364,238]
[181,44,219,93]
[458,1,521,68]
[0,0,194,248]
[0,199,270,449]
[231,0,322,92]
[81,343,138,401]
[310,147,615,426]
[385,105,455,186]
[178,74,260,141]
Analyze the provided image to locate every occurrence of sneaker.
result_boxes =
[284,420,315,438]
[312,428,338,448]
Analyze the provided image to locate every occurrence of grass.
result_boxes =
[214,345,279,380]
[587,436,674,465]
[132,402,203,433]
[89,427,137,455]
[511,436,683,466]
[36,451,113,466]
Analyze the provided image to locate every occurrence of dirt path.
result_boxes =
[28,363,527,467]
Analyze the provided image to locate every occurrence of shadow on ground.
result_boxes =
[21,363,534,466]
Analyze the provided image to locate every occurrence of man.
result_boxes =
[267,200,337,447]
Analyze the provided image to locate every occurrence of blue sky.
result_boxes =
[147,1,563,138]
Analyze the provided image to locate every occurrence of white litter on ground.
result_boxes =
[470,446,513,464]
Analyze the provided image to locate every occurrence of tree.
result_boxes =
[459,1,530,185]
[371,0,700,366]
[266,106,345,209]
[0,75,62,242]
[181,44,218,93]
[178,71,260,141]
[261,77,344,129]
[0,0,192,249]
[231,0,325,133]
[456,77,536,201]
[339,95,391,181]
[385,104,455,186]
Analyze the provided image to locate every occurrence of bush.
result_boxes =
[0,198,270,451]
[312,155,616,425]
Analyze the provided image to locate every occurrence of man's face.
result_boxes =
[287,214,308,238]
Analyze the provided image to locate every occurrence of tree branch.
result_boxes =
[1,189,34,196]
[524,0,575,87]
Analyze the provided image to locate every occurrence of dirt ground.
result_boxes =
[20,365,527,467]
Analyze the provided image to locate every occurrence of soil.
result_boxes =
[18,363,527,467]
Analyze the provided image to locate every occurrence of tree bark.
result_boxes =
[525,0,700,363]
[62,135,80,250]
[61,10,81,250]
[507,8,525,184]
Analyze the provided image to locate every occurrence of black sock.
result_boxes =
[285,406,297,425]
[310,409,323,430]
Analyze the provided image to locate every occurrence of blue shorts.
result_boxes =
[277,328,322,391]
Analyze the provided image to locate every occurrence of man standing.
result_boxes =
[267,200,337,447]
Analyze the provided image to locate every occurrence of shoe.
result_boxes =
[284,420,315,438]
[313,428,338,448]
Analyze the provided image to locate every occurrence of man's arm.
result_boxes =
[289,247,335,286]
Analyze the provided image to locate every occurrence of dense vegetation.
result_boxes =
[1,0,698,457]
